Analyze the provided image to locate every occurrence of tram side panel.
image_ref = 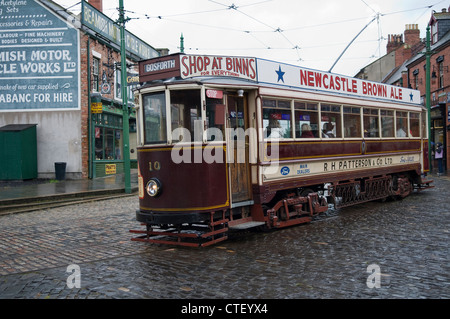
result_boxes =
[137,144,229,225]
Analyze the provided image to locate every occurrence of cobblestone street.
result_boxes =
[0,175,449,303]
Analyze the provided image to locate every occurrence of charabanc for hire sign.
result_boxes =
[0,0,80,111]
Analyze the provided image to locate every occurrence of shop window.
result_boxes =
[396,111,408,137]
[262,99,292,139]
[409,112,420,137]
[439,62,444,89]
[143,92,167,144]
[381,110,394,137]
[171,90,202,142]
[115,63,137,105]
[363,108,379,138]
[94,129,123,161]
[343,106,361,138]
[294,101,319,138]
[95,127,104,160]
[321,104,341,138]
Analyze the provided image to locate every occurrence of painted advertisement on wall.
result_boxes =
[0,0,80,111]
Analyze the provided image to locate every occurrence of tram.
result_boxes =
[130,53,433,247]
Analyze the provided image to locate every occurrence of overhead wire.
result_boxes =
[59,0,444,70]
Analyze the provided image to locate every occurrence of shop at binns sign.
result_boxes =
[0,0,80,111]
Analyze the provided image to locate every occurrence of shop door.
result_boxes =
[227,95,251,203]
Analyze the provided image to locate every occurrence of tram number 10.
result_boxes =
[149,161,161,171]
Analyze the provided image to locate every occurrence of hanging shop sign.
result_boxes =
[0,0,80,111]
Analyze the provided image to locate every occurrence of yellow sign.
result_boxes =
[105,164,116,175]
[91,102,103,113]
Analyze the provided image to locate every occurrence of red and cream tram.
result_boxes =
[130,53,433,247]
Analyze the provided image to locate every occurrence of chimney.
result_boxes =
[387,34,403,54]
[89,0,103,12]
[404,24,420,48]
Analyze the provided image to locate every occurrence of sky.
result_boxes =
[52,0,448,77]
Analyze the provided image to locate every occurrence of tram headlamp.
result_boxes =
[146,178,162,197]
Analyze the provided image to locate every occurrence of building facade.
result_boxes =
[355,8,450,173]
[406,8,450,173]
[0,0,162,180]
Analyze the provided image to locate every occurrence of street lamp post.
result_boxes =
[119,0,131,193]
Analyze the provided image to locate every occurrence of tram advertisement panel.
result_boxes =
[180,55,257,81]
[257,59,421,105]
[263,153,421,182]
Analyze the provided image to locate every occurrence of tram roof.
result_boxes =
[138,53,422,107]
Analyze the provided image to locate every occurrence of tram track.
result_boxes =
[0,192,137,216]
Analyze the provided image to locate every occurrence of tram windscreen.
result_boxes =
[170,90,202,142]
[143,92,167,144]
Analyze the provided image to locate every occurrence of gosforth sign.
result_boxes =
[263,154,420,182]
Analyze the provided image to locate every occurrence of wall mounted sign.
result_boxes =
[0,0,80,111]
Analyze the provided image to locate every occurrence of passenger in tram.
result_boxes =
[397,124,407,137]
[267,118,283,138]
[322,122,335,138]
[301,123,315,138]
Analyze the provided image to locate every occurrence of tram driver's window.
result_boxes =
[363,108,380,138]
[381,110,395,137]
[321,104,341,138]
[171,90,202,142]
[409,112,420,137]
[295,101,319,138]
[343,106,361,138]
[262,99,292,139]
[143,92,167,144]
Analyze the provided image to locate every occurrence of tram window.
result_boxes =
[343,106,361,138]
[206,97,225,141]
[143,92,167,144]
[321,104,341,138]
[295,101,319,138]
[421,112,427,138]
[171,90,202,142]
[363,108,379,138]
[381,110,395,137]
[263,99,292,139]
[410,112,420,137]
[396,111,408,137]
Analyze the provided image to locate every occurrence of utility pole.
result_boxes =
[119,0,131,193]
[180,33,184,53]
[425,26,432,170]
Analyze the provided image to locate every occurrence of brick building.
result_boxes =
[406,8,450,173]
[355,7,450,174]
[0,0,163,180]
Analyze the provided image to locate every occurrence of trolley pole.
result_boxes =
[425,26,432,171]
[119,0,132,193]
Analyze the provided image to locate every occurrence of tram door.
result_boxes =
[227,95,251,203]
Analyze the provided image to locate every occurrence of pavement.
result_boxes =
[0,170,139,207]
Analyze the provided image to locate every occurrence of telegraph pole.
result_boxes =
[426,26,432,170]
[119,0,131,193]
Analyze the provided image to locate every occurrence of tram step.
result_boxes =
[228,221,266,230]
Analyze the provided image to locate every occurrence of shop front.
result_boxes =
[90,96,137,178]
[430,101,448,173]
